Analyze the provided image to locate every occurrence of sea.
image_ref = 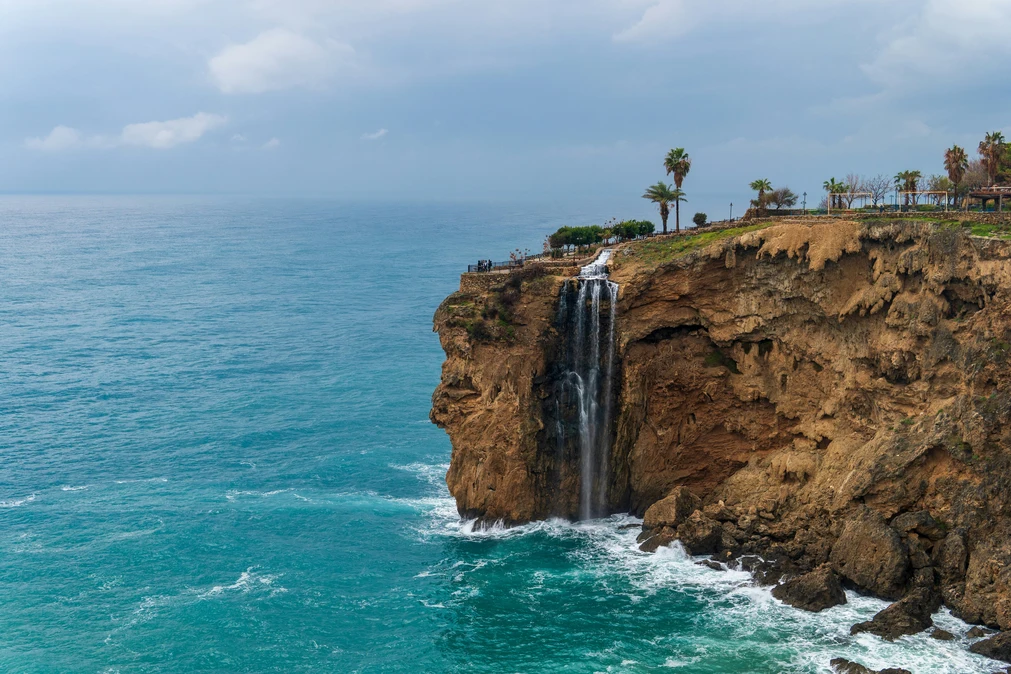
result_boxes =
[0,196,999,673]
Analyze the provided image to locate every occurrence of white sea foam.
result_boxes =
[60,485,89,491]
[417,499,1001,673]
[0,493,37,508]
[199,568,287,599]
[114,477,169,484]
[224,488,293,501]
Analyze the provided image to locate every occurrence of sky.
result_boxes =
[2,0,1010,217]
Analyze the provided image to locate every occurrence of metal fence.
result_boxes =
[467,259,526,273]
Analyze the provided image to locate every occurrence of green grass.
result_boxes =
[967,222,1011,239]
[622,222,773,267]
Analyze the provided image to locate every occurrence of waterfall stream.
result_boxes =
[557,249,619,520]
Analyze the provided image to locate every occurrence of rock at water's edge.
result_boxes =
[642,487,700,531]
[771,565,847,612]
[850,585,937,640]
[830,658,911,674]
[830,510,909,600]
[970,631,1011,663]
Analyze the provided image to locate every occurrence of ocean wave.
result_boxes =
[224,488,293,501]
[198,568,287,599]
[389,461,450,490]
[60,485,89,491]
[0,493,37,508]
[113,477,169,484]
[415,502,1000,672]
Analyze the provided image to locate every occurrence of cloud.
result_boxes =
[361,128,388,141]
[613,0,880,43]
[24,125,85,151]
[861,0,1011,90]
[120,112,227,149]
[25,113,226,151]
[209,28,355,94]
[262,137,281,149]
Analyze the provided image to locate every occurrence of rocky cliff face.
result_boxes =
[431,218,1011,634]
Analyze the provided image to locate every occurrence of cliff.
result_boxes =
[431,218,1011,637]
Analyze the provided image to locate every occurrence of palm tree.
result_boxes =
[979,131,1006,186]
[664,148,692,231]
[642,182,685,234]
[944,145,968,206]
[749,179,773,211]
[822,177,847,210]
[893,170,921,207]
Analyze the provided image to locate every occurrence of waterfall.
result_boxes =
[557,249,619,520]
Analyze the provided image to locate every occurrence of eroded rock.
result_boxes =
[830,510,909,600]
[771,564,847,612]
[970,631,1011,664]
[830,658,911,674]
[675,511,723,555]
[850,586,938,640]
[642,487,700,530]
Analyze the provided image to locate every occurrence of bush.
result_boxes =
[692,212,707,227]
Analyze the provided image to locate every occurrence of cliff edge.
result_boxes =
[432,217,1011,635]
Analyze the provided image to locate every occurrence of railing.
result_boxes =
[467,259,526,273]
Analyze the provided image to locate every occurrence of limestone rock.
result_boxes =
[850,586,938,640]
[830,658,911,674]
[890,511,946,541]
[968,625,998,639]
[970,632,1011,664]
[930,628,955,640]
[642,487,700,531]
[771,564,847,612]
[638,526,676,553]
[830,510,909,600]
[675,511,723,555]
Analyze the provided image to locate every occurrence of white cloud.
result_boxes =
[862,0,1011,89]
[25,113,226,152]
[361,128,388,141]
[24,125,85,151]
[209,28,354,94]
[613,0,880,43]
[262,137,281,149]
[120,112,227,149]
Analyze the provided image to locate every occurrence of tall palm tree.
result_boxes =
[944,145,968,205]
[642,182,685,234]
[750,179,773,211]
[664,148,692,231]
[979,131,1007,186]
[822,177,847,210]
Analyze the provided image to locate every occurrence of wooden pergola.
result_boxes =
[966,186,1011,212]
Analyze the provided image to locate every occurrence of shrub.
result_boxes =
[692,212,708,227]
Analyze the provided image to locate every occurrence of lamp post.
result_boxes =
[730,203,733,221]
[802,192,807,213]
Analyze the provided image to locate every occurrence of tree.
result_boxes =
[822,177,848,210]
[642,182,681,234]
[927,175,954,206]
[693,212,707,227]
[843,173,865,208]
[664,148,692,232]
[944,145,968,204]
[866,174,891,207]
[979,131,1006,186]
[894,170,921,207]
[767,188,798,210]
[749,179,773,211]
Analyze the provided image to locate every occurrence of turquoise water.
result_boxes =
[0,197,997,673]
